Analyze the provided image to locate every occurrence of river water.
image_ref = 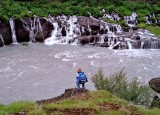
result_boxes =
[0,43,160,104]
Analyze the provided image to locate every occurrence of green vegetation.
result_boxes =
[0,90,160,115]
[0,101,34,113]
[0,0,160,21]
[91,68,155,107]
[0,0,160,37]
[137,23,160,37]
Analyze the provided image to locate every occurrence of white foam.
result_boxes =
[62,58,70,61]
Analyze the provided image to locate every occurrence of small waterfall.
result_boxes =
[44,21,60,45]
[9,18,18,44]
[37,18,44,40]
[102,11,121,21]
[88,24,92,35]
[141,41,144,49]
[115,25,122,33]
[124,38,133,49]
[153,13,157,24]
[21,16,42,42]
[124,12,138,27]
[99,34,105,43]
[145,16,151,24]
[45,15,81,45]
[145,13,158,25]
[0,34,4,46]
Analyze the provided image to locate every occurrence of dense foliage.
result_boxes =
[91,68,155,107]
[0,0,160,21]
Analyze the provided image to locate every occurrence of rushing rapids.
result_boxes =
[0,14,160,49]
[0,44,160,104]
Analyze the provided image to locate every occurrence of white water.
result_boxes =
[21,16,40,42]
[9,18,18,44]
[45,16,81,45]
[0,34,4,46]
[0,44,160,104]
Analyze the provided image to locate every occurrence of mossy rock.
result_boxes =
[21,42,29,46]
[149,77,160,93]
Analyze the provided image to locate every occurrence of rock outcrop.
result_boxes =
[149,77,160,93]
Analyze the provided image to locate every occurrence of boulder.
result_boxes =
[149,77,160,93]
[77,16,100,35]
[76,35,100,45]
[150,95,160,108]
[15,19,30,42]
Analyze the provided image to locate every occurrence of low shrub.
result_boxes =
[91,68,155,107]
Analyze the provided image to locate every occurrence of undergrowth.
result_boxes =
[91,68,155,107]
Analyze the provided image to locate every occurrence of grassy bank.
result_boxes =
[137,23,160,37]
[0,90,160,115]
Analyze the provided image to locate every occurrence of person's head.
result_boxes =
[77,68,82,73]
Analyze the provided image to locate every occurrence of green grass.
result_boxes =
[0,101,34,114]
[0,0,160,22]
[0,90,160,115]
[137,23,160,37]
[138,108,160,115]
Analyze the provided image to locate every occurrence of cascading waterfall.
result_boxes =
[145,16,151,24]
[37,18,44,40]
[9,18,18,44]
[125,38,133,49]
[145,13,158,25]
[0,34,4,46]
[1,12,159,49]
[102,11,121,21]
[45,15,81,45]
[141,41,144,49]
[21,16,43,42]
[124,12,138,27]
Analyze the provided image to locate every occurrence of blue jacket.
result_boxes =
[76,72,88,82]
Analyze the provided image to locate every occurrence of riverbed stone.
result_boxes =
[149,77,160,93]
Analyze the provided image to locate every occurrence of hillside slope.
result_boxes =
[0,89,160,115]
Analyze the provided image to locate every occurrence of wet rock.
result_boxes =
[150,95,160,108]
[37,18,53,42]
[0,39,3,47]
[0,20,12,45]
[76,35,100,45]
[15,19,30,42]
[149,77,160,93]
[77,16,100,35]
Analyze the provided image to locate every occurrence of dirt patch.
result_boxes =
[44,107,96,115]
[36,88,89,104]
[98,102,121,111]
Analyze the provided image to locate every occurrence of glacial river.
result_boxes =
[0,43,160,104]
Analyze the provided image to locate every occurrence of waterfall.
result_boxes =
[124,38,133,49]
[141,41,144,49]
[45,15,81,45]
[124,12,138,27]
[99,34,105,43]
[44,21,60,45]
[145,16,151,24]
[0,34,4,46]
[102,11,121,21]
[9,18,18,44]
[37,18,44,40]
[21,16,42,42]
[153,13,157,24]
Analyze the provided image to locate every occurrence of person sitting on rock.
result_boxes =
[76,68,88,91]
